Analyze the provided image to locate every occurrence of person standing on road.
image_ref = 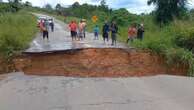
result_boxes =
[39,20,44,32]
[82,19,87,38]
[93,25,99,40]
[40,19,49,41]
[102,21,109,43]
[50,19,54,32]
[78,20,84,41]
[127,24,137,43]
[69,21,77,41]
[137,23,145,41]
[110,21,118,46]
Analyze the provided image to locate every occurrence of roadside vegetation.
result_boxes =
[0,1,37,73]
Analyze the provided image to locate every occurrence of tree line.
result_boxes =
[0,0,32,13]
[42,0,190,26]
[0,0,192,26]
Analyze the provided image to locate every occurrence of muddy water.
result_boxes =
[14,48,187,77]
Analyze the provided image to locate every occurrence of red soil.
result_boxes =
[14,48,188,77]
[0,57,15,74]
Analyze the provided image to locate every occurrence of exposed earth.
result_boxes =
[14,49,187,77]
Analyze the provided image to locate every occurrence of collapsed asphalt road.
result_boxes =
[0,14,193,110]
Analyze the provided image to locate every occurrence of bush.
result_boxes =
[174,27,194,52]
[164,48,194,76]
[0,3,12,13]
[132,18,194,76]
[0,11,37,59]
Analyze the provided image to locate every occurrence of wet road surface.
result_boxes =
[0,73,194,110]
[25,14,129,53]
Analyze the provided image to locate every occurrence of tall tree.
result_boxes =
[8,0,22,12]
[44,3,52,10]
[72,2,80,8]
[100,0,109,13]
[24,1,32,7]
[148,0,188,24]
[100,0,106,6]
[55,3,62,15]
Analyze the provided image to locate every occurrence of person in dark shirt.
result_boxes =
[102,21,110,43]
[110,21,118,46]
[137,23,145,41]
[50,19,54,32]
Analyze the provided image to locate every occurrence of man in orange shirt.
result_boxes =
[127,24,137,43]
[69,21,77,41]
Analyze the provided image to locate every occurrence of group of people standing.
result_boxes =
[38,18,55,41]
[102,21,119,46]
[68,19,119,46]
[68,19,87,41]
[93,21,145,46]
[127,23,144,43]
[39,17,144,46]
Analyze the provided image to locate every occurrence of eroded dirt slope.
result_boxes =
[14,48,187,77]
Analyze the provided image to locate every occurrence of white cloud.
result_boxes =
[188,0,194,8]
[3,0,194,14]
[106,0,155,14]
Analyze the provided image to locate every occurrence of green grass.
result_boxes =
[0,11,37,59]
[132,17,194,76]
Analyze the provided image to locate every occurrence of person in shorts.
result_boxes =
[69,21,77,41]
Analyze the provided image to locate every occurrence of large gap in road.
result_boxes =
[14,48,187,77]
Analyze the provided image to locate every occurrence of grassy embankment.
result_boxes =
[133,16,194,76]
[0,11,37,73]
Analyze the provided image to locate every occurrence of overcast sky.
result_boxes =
[3,0,194,14]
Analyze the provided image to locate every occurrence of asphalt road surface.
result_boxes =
[0,73,194,110]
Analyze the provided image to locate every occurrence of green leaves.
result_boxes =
[148,0,188,24]
[174,27,194,52]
